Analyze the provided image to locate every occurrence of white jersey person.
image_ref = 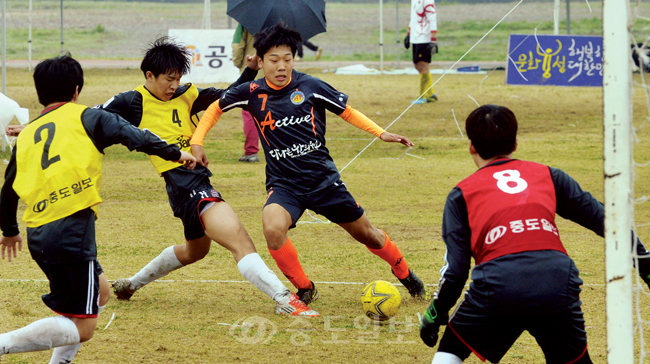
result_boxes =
[404,0,438,104]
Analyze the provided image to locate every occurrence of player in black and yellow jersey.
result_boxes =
[190,23,430,305]
[100,37,318,317]
[0,54,195,362]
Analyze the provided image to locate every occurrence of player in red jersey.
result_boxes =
[190,23,430,304]
[419,104,650,364]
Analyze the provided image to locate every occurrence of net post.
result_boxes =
[603,0,634,362]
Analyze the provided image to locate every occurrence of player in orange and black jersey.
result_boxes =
[419,105,650,364]
[98,37,318,318]
[191,23,431,305]
[0,54,195,363]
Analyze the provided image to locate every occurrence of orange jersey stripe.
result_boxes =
[191,100,223,146]
[339,105,386,138]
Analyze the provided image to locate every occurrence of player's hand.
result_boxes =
[191,145,209,167]
[420,304,446,348]
[1,234,23,262]
[246,52,261,71]
[6,124,25,137]
[427,42,439,55]
[404,34,410,49]
[380,132,414,147]
[176,151,197,170]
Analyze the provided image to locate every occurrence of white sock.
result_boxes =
[0,316,80,354]
[237,253,291,304]
[129,246,183,291]
[48,305,104,364]
[431,352,463,364]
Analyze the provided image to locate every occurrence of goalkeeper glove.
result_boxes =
[426,42,439,55]
[420,303,447,347]
[404,34,410,49]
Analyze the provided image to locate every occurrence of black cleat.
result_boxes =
[395,269,431,300]
[296,281,319,305]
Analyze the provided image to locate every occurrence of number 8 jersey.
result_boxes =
[457,158,566,264]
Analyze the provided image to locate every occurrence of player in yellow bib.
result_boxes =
[0,54,195,363]
[99,37,318,317]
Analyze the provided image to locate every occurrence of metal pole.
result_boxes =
[603,0,634,360]
[566,0,571,35]
[60,0,64,51]
[396,0,400,69]
[204,0,211,29]
[29,0,32,71]
[2,0,6,95]
[379,0,384,73]
[553,0,560,35]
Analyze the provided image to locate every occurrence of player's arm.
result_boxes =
[82,108,196,168]
[420,187,471,347]
[190,100,225,167]
[0,147,23,262]
[339,106,414,147]
[551,166,650,286]
[94,91,143,127]
[190,67,257,115]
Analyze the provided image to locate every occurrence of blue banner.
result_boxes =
[506,34,603,87]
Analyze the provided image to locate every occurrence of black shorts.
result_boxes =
[36,259,103,318]
[439,252,589,363]
[413,43,432,63]
[264,180,365,229]
[166,178,224,240]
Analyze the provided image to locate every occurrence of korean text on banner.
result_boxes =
[169,29,240,84]
[506,34,603,87]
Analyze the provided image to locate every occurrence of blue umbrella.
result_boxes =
[227,0,326,41]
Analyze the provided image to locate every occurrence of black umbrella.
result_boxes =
[227,0,326,41]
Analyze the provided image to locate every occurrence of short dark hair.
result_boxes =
[465,104,518,160]
[140,36,191,78]
[33,53,84,106]
[253,22,302,60]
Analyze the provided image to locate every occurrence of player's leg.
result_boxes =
[337,214,429,299]
[528,302,592,364]
[413,44,436,103]
[202,201,318,316]
[431,328,472,363]
[1,260,101,357]
[262,188,318,303]
[49,271,110,364]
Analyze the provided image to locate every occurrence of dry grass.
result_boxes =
[0,66,650,363]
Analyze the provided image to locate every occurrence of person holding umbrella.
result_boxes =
[190,23,431,305]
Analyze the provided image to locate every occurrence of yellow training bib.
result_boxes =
[14,103,103,227]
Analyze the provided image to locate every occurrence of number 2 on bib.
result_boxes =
[493,169,528,194]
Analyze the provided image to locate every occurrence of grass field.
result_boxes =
[1,63,650,363]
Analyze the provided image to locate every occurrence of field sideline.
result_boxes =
[1,66,650,363]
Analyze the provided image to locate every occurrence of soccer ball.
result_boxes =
[360,280,401,321]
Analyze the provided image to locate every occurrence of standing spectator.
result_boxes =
[404,0,438,104]
[232,23,262,162]
[419,104,650,363]
[296,39,323,61]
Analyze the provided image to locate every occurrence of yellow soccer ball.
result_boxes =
[360,280,401,321]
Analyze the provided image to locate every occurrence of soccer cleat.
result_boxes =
[112,278,136,300]
[413,97,428,105]
[275,294,320,317]
[395,269,431,301]
[430,94,438,102]
[315,47,324,60]
[296,281,319,305]
[238,154,260,163]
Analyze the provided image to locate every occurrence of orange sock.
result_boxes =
[268,238,312,290]
[367,231,410,279]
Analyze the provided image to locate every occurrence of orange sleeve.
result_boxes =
[190,100,223,146]
[339,105,386,138]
